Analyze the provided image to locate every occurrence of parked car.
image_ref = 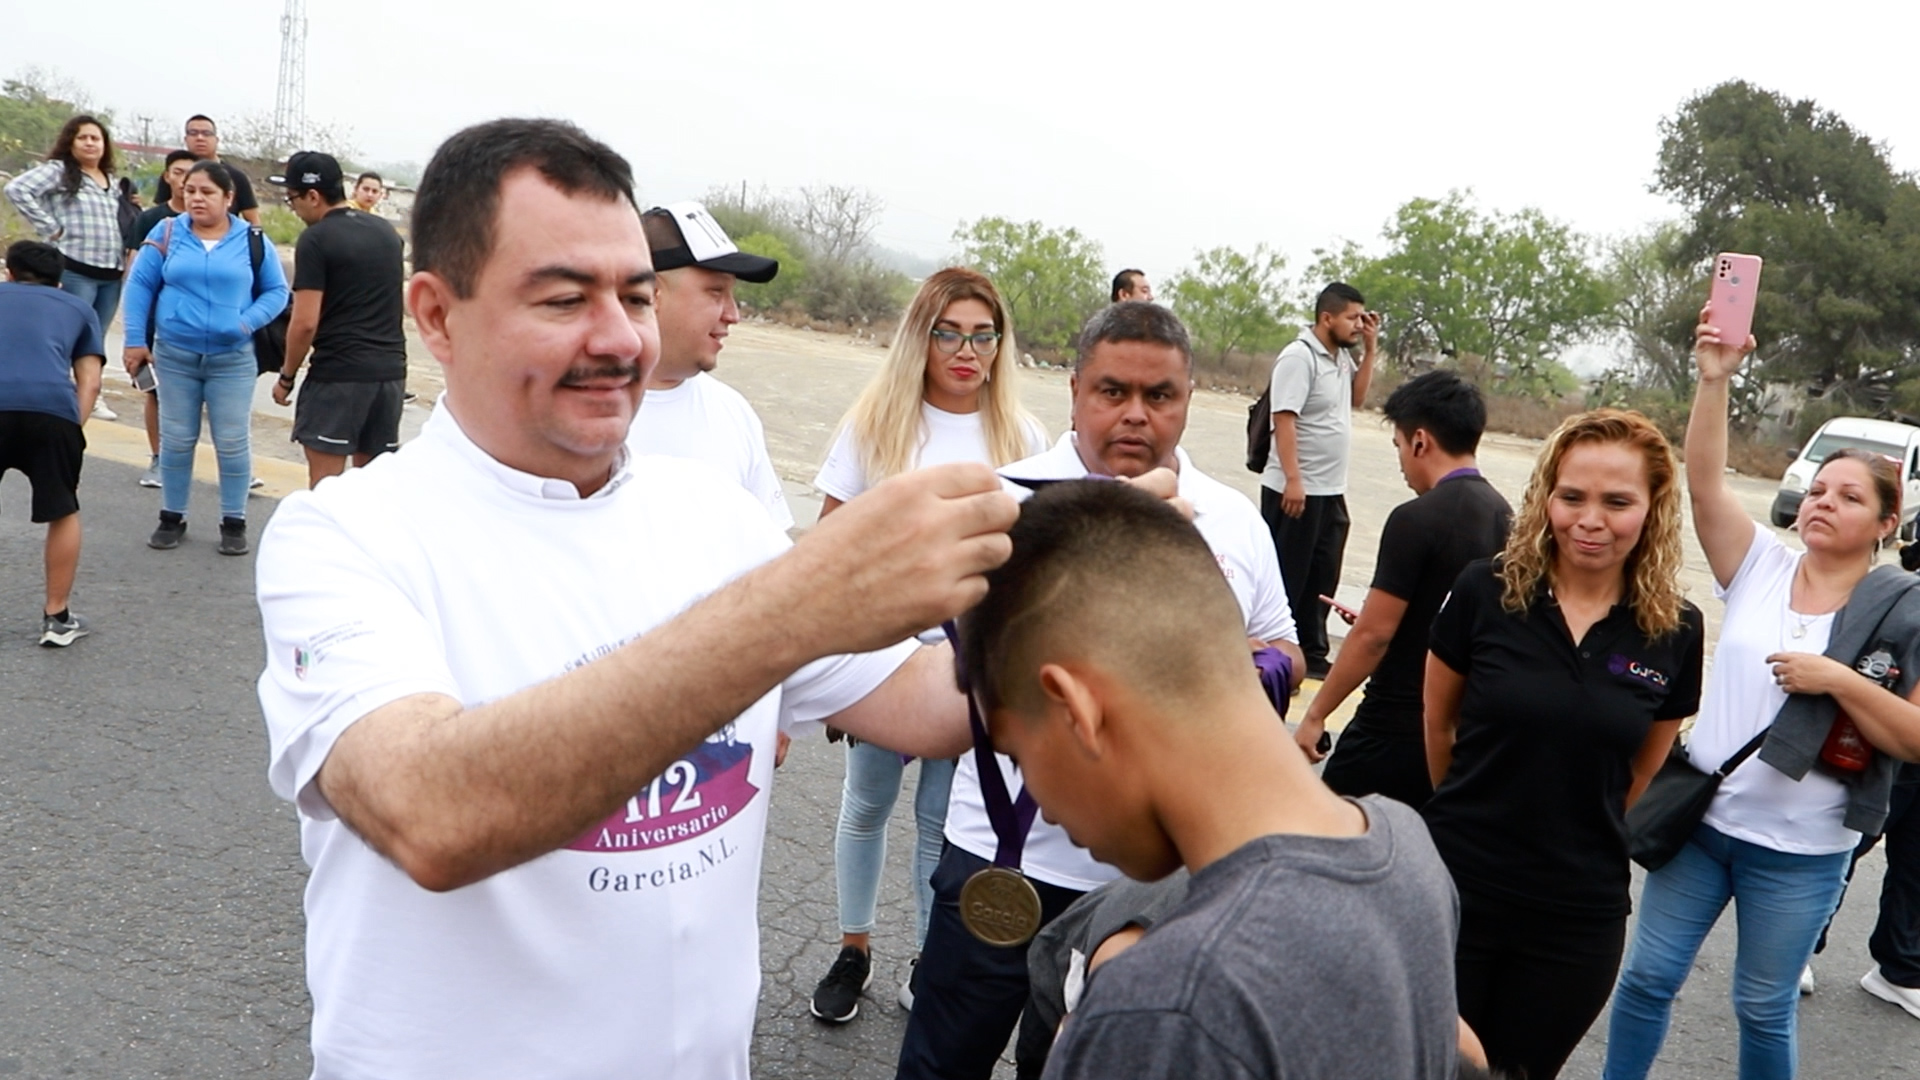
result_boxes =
[1771,416,1920,537]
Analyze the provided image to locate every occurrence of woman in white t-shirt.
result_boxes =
[1605,313,1920,1080]
[806,267,1047,1023]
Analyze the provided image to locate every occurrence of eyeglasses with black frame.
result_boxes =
[929,329,1002,357]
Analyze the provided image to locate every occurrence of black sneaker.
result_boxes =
[39,611,90,647]
[1305,658,1332,681]
[809,945,872,1023]
[149,511,186,550]
[218,517,249,556]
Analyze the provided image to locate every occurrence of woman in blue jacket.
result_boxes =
[122,161,288,556]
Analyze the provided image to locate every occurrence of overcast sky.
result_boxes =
[8,0,1917,281]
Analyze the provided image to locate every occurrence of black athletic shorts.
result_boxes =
[0,410,85,522]
[292,378,405,457]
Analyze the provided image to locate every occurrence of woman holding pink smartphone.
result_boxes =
[1603,293,1920,1079]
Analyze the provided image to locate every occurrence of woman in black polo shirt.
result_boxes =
[1423,409,1705,1080]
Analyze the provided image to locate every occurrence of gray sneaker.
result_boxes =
[39,611,90,647]
[139,456,162,488]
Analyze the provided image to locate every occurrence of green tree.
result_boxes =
[1598,223,1703,396]
[0,69,102,174]
[1307,191,1613,390]
[1163,244,1297,362]
[1654,80,1920,404]
[731,231,805,312]
[953,217,1105,352]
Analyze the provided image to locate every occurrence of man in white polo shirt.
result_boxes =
[630,202,793,529]
[253,119,1021,1080]
[896,300,1302,1080]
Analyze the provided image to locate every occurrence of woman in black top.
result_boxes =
[1423,409,1705,1080]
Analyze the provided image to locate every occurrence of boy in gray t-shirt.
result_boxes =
[956,480,1463,1080]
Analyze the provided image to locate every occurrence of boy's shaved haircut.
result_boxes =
[960,481,1249,719]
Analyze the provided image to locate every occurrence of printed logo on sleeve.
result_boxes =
[566,722,760,854]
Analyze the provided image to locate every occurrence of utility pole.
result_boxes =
[272,0,308,154]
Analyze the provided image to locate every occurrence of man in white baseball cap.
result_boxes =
[632,202,792,528]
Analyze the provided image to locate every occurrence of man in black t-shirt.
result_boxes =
[1293,371,1511,809]
[267,151,408,487]
[157,116,261,225]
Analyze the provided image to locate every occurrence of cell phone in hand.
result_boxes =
[1318,593,1360,622]
[1707,253,1763,347]
[132,365,157,393]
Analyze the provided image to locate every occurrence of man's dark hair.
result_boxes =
[412,118,638,299]
[1110,268,1144,303]
[184,114,217,134]
[959,480,1247,718]
[163,148,196,169]
[185,160,235,196]
[1382,370,1487,456]
[5,240,64,285]
[1074,300,1192,374]
[356,171,383,187]
[1314,281,1366,319]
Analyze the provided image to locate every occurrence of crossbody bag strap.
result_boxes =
[1713,727,1771,778]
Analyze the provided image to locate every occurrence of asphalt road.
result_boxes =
[5,328,1919,1077]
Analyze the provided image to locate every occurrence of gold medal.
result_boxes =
[959,866,1044,947]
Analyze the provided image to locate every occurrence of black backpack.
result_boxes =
[1246,385,1272,474]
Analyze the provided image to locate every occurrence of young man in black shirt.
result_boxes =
[161,116,261,225]
[1293,371,1511,808]
[267,151,408,487]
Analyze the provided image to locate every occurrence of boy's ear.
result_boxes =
[1037,662,1107,758]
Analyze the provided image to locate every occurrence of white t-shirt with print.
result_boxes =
[629,371,794,530]
[1691,527,1860,855]
[813,402,1048,504]
[256,402,915,1080]
[942,433,1301,891]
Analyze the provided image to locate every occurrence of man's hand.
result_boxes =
[124,346,152,373]
[271,376,294,407]
[783,463,1017,657]
[1694,303,1755,383]
[1294,714,1328,763]
[1118,466,1194,520]
[1361,310,1381,353]
[1282,477,1306,518]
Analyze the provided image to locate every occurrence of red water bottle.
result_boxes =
[1821,646,1899,773]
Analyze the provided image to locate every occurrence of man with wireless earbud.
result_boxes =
[1291,371,1511,809]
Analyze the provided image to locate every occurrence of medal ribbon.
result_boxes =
[943,620,1039,869]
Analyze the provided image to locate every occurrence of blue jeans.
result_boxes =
[1604,823,1850,1080]
[833,740,953,945]
[152,341,255,520]
[60,270,123,335]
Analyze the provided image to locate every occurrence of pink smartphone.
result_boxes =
[1708,252,1763,346]
[1317,594,1360,621]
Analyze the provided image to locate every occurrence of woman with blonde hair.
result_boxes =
[1421,408,1706,1080]
[1603,314,1920,1080]
[807,267,1046,1023]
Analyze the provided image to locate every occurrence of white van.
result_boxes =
[1771,416,1920,537]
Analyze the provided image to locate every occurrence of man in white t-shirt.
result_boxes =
[897,300,1303,1080]
[629,201,793,529]
[253,119,1023,1080]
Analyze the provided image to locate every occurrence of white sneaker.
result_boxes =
[250,475,265,490]
[1862,966,1920,1019]
[898,955,919,1011]
[1800,964,1815,995]
[91,400,117,421]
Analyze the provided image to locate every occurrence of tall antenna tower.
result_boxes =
[272,0,308,152]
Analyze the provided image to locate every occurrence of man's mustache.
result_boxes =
[558,363,643,387]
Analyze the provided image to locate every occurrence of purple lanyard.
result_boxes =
[1437,467,1481,484]
[942,621,1039,869]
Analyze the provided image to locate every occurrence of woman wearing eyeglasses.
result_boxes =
[805,267,1047,1024]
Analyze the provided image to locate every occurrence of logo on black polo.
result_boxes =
[1608,654,1668,688]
